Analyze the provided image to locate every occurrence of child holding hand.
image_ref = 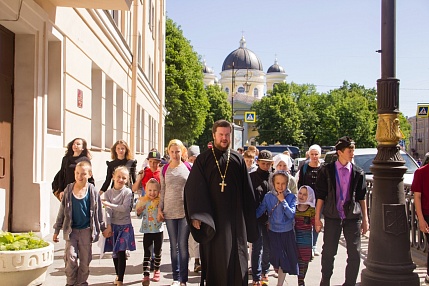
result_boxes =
[295,185,316,286]
[256,170,299,286]
[53,161,105,286]
[102,166,136,286]
[136,178,164,285]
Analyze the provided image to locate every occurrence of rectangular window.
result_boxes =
[105,80,114,149]
[148,0,154,32]
[138,33,142,65]
[116,88,124,140]
[91,67,103,148]
[47,41,62,132]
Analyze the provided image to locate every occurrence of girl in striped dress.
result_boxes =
[295,185,316,286]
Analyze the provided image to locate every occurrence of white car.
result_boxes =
[324,148,419,185]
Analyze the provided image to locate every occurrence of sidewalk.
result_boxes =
[43,215,429,286]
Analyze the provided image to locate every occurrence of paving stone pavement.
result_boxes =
[42,216,429,286]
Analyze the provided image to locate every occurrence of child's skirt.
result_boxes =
[268,229,299,275]
[104,223,136,258]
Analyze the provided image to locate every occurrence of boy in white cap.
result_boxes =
[187,145,200,164]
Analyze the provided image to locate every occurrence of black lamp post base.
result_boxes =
[361,268,419,286]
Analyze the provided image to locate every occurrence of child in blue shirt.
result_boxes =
[53,161,105,286]
[256,170,299,286]
[136,178,164,285]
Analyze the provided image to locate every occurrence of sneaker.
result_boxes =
[425,275,429,283]
[194,262,201,273]
[152,270,161,282]
[142,276,150,286]
[171,281,180,286]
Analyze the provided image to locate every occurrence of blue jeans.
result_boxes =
[165,218,190,282]
[251,222,270,281]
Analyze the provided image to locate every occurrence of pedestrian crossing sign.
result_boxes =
[417,104,429,118]
[244,112,256,123]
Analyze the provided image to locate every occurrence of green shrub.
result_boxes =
[0,231,49,251]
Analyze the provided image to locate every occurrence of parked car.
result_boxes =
[324,148,419,185]
[244,145,301,159]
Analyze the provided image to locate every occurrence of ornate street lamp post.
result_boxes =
[231,61,235,124]
[230,62,253,123]
[361,1,419,284]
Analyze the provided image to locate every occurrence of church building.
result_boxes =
[204,36,287,146]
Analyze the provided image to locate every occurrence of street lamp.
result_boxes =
[361,1,419,285]
[230,62,252,125]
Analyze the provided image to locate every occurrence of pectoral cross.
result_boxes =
[219,180,227,192]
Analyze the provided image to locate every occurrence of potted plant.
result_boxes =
[0,231,54,286]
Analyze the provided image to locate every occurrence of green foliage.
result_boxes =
[165,18,209,143]
[256,81,378,148]
[398,112,411,144]
[195,85,231,150]
[328,81,377,147]
[253,83,303,145]
[0,231,49,251]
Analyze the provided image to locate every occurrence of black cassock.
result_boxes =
[184,147,258,286]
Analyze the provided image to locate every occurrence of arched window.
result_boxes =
[253,88,259,97]
[238,86,245,93]
[225,87,229,93]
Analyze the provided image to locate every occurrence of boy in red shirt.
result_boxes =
[133,151,161,196]
[412,163,429,283]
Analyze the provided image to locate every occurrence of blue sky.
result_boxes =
[166,0,429,118]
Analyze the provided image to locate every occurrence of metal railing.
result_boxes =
[365,178,427,253]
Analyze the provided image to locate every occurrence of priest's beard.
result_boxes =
[214,141,230,152]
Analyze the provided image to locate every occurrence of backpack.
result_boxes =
[302,163,308,177]
[162,161,192,177]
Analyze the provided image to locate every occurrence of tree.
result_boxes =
[253,83,303,145]
[398,112,411,146]
[328,81,377,147]
[288,83,321,146]
[165,18,209,143]
[195,85,231,150]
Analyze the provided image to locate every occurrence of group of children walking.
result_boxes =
[249,149,317,286]
[53,140,166,286]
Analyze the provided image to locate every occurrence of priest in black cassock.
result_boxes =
[184,119,258,286]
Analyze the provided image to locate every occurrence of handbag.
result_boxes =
[52,170,62,201]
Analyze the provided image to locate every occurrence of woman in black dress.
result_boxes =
[99,140,137,195]
[57,138,94,200]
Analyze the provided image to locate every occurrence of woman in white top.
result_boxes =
[157,139,191,286]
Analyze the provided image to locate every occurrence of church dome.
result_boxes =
[222,36,263,71]
[267,59,285,73]
[202,60,214,74]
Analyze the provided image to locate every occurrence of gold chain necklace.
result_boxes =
[211,147,230,192]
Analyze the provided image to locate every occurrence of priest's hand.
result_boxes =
[192,219,201,230]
